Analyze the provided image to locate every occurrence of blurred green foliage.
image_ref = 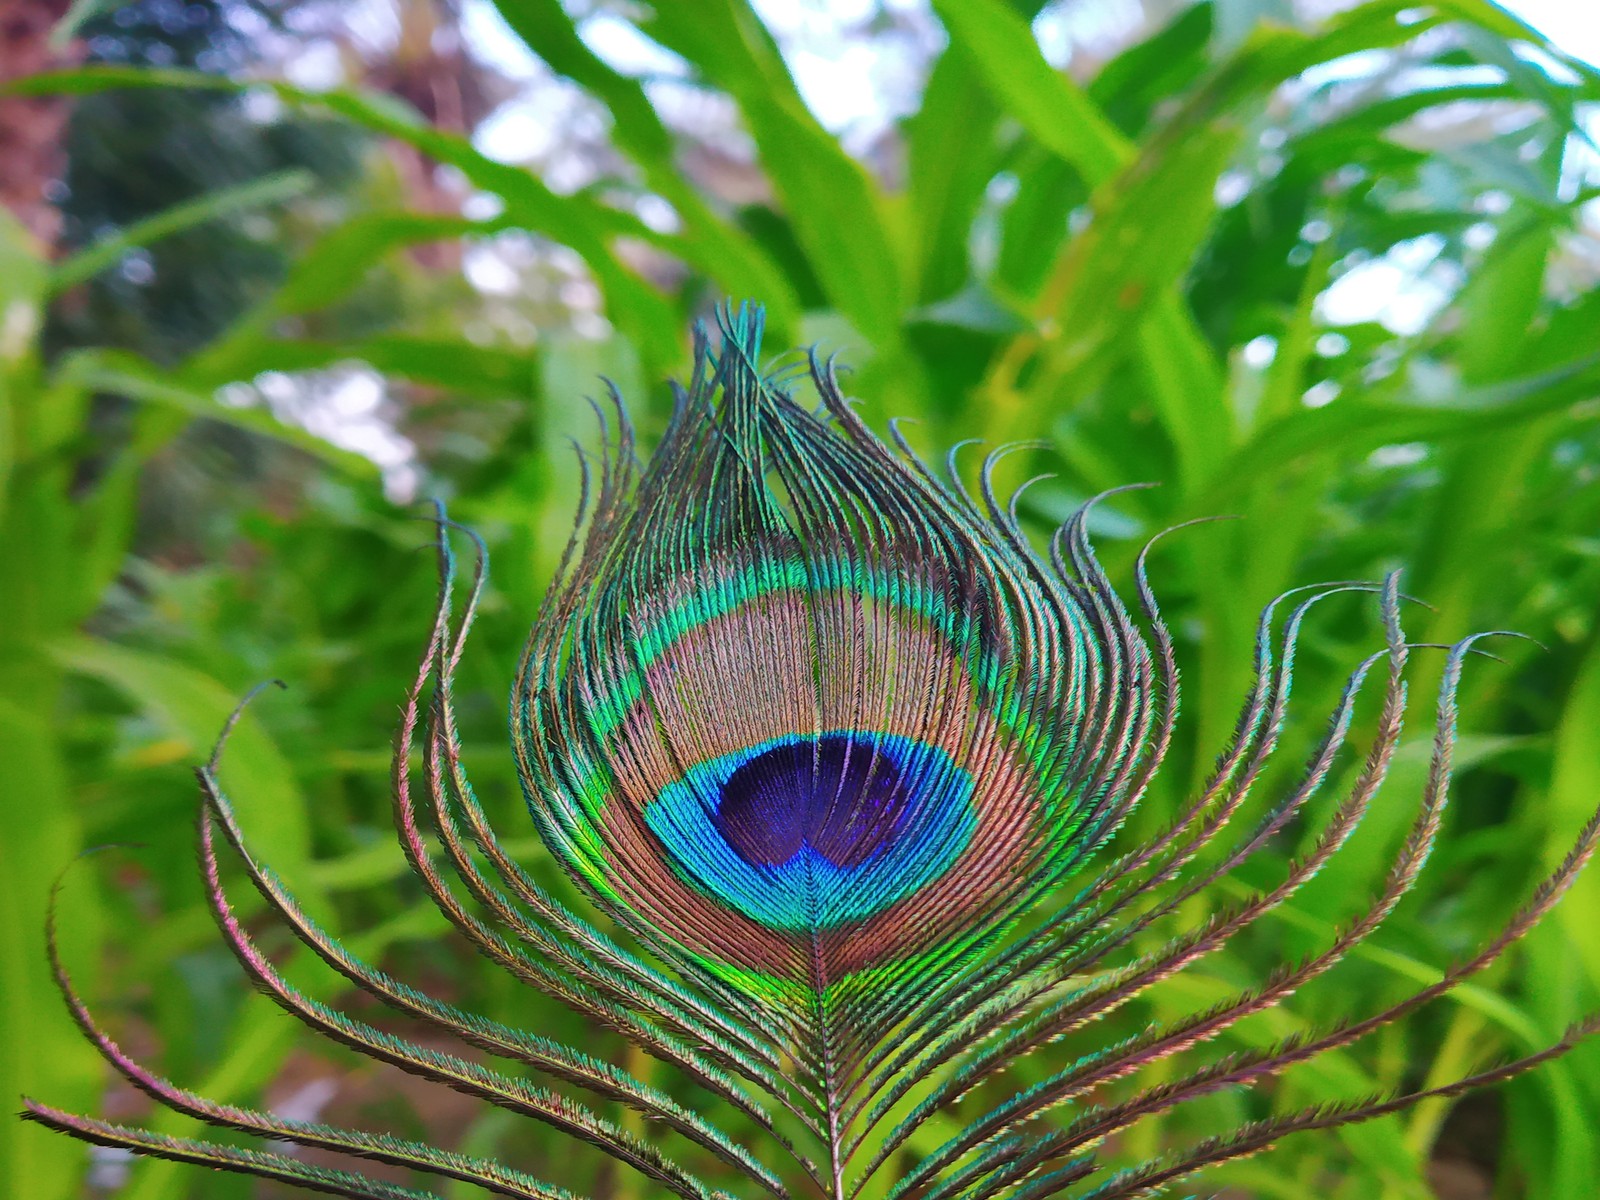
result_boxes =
[47,0,365,363]
[4,1,1600,1198]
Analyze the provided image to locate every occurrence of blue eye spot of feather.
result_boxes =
[645,733,977,931]
[714,734,918,869]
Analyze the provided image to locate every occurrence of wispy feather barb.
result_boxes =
[24,303,1600,1199]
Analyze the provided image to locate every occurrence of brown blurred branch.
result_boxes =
[0,1,82,253]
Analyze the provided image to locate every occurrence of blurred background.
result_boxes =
[2,1,1599,1197]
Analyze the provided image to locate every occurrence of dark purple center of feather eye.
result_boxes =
[712,734,912,869]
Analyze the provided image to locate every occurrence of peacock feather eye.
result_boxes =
[517,303,1142,1008]
[23,303,1600,1200]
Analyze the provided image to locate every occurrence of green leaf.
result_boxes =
[47,168,316,296]
[1455,213,1556,386]
[929,0,1130,185]
[0,695,102,1200]
[214,335,539,399]
[187,210,512,379]
[54,349,381,477]
[1194,352,1600,512]
[904,45,1006,304]
[53,639,312,872]
[489,0,802,336]
[0,210,48,521]
[643,0,905,343]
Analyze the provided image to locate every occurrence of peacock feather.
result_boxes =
[24,302,1600,1199]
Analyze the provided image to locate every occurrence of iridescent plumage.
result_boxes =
[519,304,1149,1015]
[24,304,1600,1200]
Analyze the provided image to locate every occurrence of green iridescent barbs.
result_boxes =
[515,303,1144,1009]
[24,304,1600,1200]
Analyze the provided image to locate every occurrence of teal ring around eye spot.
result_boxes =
[643,732,978,932]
